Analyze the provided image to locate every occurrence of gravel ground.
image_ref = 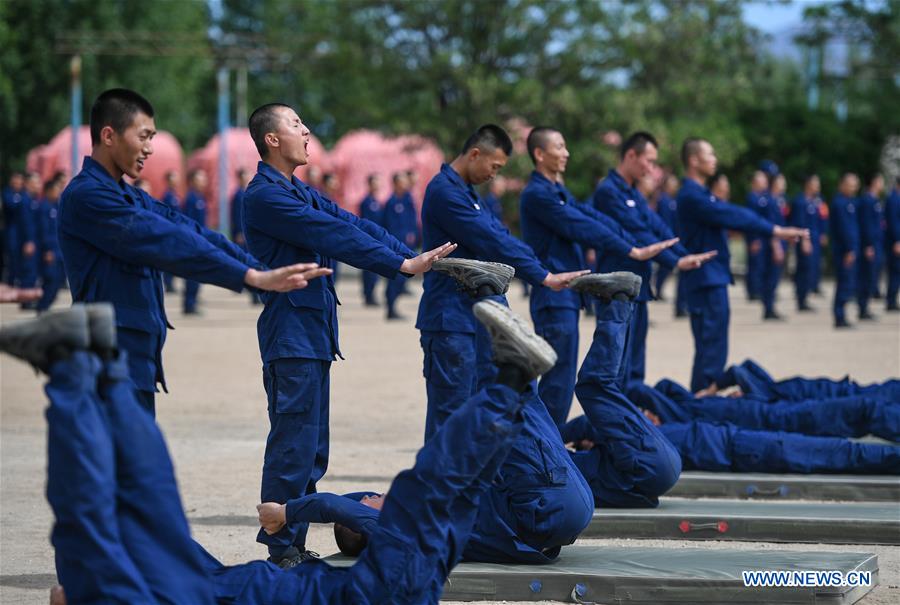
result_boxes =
[1,274,897,604]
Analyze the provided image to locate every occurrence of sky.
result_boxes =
[741,0,832,34]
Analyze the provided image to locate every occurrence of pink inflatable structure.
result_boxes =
[327,130,445,213]
[26,125,184,198]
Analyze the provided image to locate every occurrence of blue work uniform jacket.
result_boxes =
[38,199,60,255]
[243,161,414,363]
[829,194,861,257]
[382,191,420,249]
[285,492,380,539]
[59,157,259,392]
[520,170,635,313]
[2,187,27,249]
[359,193,383,225]
[676,178,774,293]
[484,192,504,221]
[788,194,822,239]
[416,164,550,335]
[886,188,900,247]
[745,191,770,248]
[858,192,884,260]
[183,189,207,226]
[592,169,689,300]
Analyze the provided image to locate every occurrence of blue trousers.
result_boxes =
[719,358,900,403]
[562,299,682,508]
[660,421,900,474]
[46,352,215,604]
[626,300,648,384]
[184,279,201,313]
[385,274,407,316]
[811,242,823,292]
[629,382,899,442]
[213,384,530,604]
[462,386,593,564]
[857,254,879,313]
[654,265,672,299]
[163,271,175,292]
[421,330,477,441]
[761,245,783,315]
[833,255,857,322]
[746,244,763,299]
[532,306,580,429]
[259,358,331,556]
[687,285,729,392]
[675,272,688,316]
[36,256,64,312]
[794,245,814,306]
[420,296,505,440]
[888,250,900,307]
[361,270,379,304]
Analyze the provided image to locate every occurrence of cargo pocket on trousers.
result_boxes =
[274,363,319,415]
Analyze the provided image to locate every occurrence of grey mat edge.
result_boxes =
[671,472,900,502]
[326,547,880,604]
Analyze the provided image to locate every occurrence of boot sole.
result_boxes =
[473,300,557,377]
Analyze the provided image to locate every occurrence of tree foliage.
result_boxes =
[1,0,895,201]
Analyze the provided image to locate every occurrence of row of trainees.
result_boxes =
[653,167,900,326]
[1,285,896,605]
[0,171,67,311]
[47,87,886,578]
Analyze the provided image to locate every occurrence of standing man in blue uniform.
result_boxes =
[592,131,715,385]
[160,171,181,293]
[654,174,684,313]
[16,172,42,303]
[59,88,321,415]
[857,173,885,320]
[789,173,823,311]
[2,172,27,286]
[830,172,862,328]
[675,138,806,393]
[36,177,64,312]
[242,102,454,569]
[358,173,384,307]
[382,171,420,319]
[182,168,209,315]
[744,170,770,302]
[886,177,900,312]
[759,172,788,320]
[231,168,260,305]
[417,124,586,441]
[520,126,688,428]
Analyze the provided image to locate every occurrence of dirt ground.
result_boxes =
[1,273,898,604]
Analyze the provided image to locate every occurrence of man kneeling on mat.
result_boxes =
[3,296,557,604]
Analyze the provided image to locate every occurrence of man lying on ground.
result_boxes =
[1,297,557,604]
[627,379,899,443]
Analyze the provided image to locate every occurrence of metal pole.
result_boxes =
[70,55,82,175]
[217,66,230,235]
[236,65,248,128]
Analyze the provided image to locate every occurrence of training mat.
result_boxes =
[584,497,900,544]
[327,545,878,603]
[668,471,900,502]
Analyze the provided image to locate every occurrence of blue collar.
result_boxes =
[606,169,636,194]
[441,163,478,199]
[256,161,312,200]
[82,156,128,191]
